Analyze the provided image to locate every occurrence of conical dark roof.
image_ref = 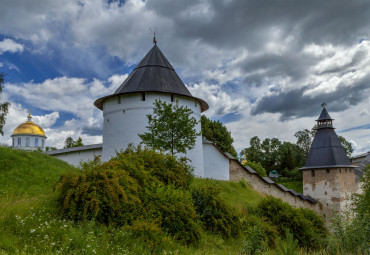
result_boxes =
[301,107,353,169]
[94,44,208,112]
[317,107,332,121]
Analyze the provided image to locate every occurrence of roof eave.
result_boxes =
[299,165,356,170]
[94,91,209,112]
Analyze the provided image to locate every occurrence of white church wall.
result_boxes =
[102,92,204,177]
[203,142,229,180]
[46,144,102,167]
[12,135,46,151]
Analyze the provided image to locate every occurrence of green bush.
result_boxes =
[54,167,142,225]
[143,184,201,245]
[242,214,278,249]
[55,146,200,245]
[241,225,268,255]
[257,196,327,249]
[243,161,267,177]
[125,220,173,254]
[191,184,241,239]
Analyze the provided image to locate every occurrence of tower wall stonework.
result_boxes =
[303,168,357,218]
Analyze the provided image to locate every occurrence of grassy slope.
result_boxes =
[0,146,265,254]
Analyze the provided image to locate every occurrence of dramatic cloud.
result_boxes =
[1,0,369,153]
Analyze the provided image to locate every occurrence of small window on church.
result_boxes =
[123,110,125,115]
[12,138,14,147]
[141,93,145,101]
[195,101,198,107]
[171,94,174,102]
[311,170,315,177]
[42,139,44,148]
[26,138,30,147]
[35,138,38,147]
[326,169,330,173]
[18,138,21,147]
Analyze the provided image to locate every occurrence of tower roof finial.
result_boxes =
[27,108,32,122]
[150,28,158,45]
[321,102,326,108]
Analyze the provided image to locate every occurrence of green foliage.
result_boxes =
[191,184,241,239]
[139,99,200,156]
[338,135,353,158]
[241,225,268,255]
[54,165,142,225]
[64,136,84,148]
[143,184,201,245]
[257,196,327,249]
[55,146,200,245]
[241,137,305,175]
[242,214,278,253]
[125,220,173,253]
[201,115,237,157]
[327,165,370,254]
[243,161,267,177]
[0,73,10,136]
[276,230,299,255]
[294,129,314,158]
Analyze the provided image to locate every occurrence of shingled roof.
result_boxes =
[301,106,354,169]
[94,44,209,112]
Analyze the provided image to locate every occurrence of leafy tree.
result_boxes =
[73,137,84,147]
[338,135,353,158]
[294,129,314,157]
[64,136,84,148]
[45,146,57,151]
[64,137,74,148]
[0,73,10,136]
[201,115,237,157]
[243,160,267,177]
[139,99,199,156]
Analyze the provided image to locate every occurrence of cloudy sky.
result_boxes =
[1,0,369,154]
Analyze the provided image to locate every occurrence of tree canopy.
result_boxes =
[0,73,10,136]
[201,115,237,157]
[139,99,199,156]
[64,137,84,148]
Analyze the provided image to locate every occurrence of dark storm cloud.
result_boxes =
[145,0,370,119]
[252,73,370,120]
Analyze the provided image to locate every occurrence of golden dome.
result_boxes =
[12,110,46,137]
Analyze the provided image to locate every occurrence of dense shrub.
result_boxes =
[55,146,200,245]
[257,196,327,249]
[143,184,201,245]
[125,220,173,253]
[191,184,241,239]
[54,167,142,225]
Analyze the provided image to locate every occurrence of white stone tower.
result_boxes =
[11,109,47,150]
[94,42,209,176]
[300,104,356,218]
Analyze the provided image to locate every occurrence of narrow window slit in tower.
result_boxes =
[171,94,174,102]
[123,110,125,115]
[141,93,145,101]
[311,170,315,177]
[326,169,330,173]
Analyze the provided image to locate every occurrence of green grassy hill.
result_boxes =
[0,146,266,254]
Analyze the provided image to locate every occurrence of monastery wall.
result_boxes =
[229,159,322,215]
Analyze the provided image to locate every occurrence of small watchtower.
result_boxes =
[300,104,356,218]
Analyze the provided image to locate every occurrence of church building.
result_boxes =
[11,109,47,150]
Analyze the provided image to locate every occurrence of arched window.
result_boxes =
[35,138,38,147]
[12,138,14,147]
[42,139,44,148]
[26,137,30,147]
[18,138,21,147]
